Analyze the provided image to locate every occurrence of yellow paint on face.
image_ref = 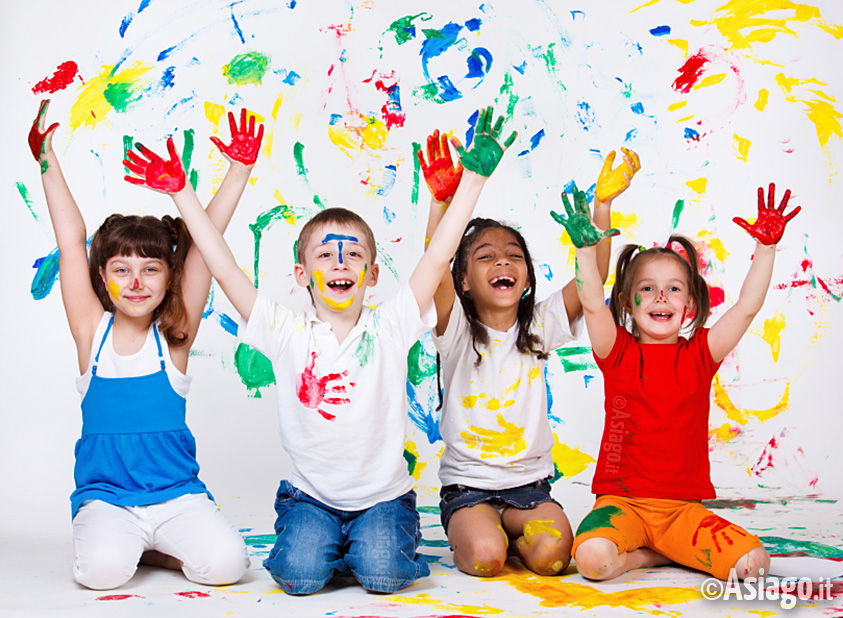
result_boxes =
[311,269,326,293]
[108,279,121,303]
[761,311,786,361]
[320,294,354,311]
[523,520,562,545]
[461,413,527,459]
[357,268,366,288]
[69,63,153,130]
[551,434,596,479]
[733,133,752,161]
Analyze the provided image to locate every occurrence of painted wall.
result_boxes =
[3,0,842,536]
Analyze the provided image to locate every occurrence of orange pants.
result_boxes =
[572,495,762,580]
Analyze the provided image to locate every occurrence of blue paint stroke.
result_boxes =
[517,129,546,157]
[159,66,176,90]
[383,206,396,223]
[630,102,645,115]
[217,312,239,336]
[465,108,479,147]
[650,25,671,36]
[120,13,133,38]
[31,248,60,301]
[166,95,195,116]
[544,363,560,423]
[287,0,296,7]
[576,101,598,131]
[562,180,595,205]
[625,128,638,142]
[538,263,553,281]
[436,75,462,101]
[571,10,585,20]
[465,47,493,83]
[513,61,527,74]
[465,18,481,32]
[407,379,442,443]
[584,374,595,388]
[382,83,403,117]
[329,113,343,125]
[281,69,300,85]
[420,22,465,100]
[321,234,359,243]
[138,0,152,12]
[685,127,700,140]
[229,4,246,44]
[377,165,397,197]
[157,46,177,61]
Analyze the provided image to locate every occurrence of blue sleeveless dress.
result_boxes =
[70,316,212,517]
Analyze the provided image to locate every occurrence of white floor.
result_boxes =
[1,496,841,618]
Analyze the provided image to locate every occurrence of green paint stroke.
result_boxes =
[403,447,418,475]
[417,505,441,514]
[499,72,519,118]
[243,534,277,546]
[411,140,422,205]
[407,339,436,386]
[672,199,685,229]
[249,204,295,286]
[354,331,375,367]
[15,182,40,222]
[181,128,200,191]
[222,52,270,86]
[234,343,275,398]
[293,142,308,176]
[413,83,446,105]
[123,135,134,175]
[760,536,843,559]
[540,42,567,90]
[555,346,597,372]
[576,505,624,536]
[634,293,642,306]
[375,241,399,280]
[386,13,432,45]
[103,81,141,113]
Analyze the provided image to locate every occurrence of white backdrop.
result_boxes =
[2,0,842,539]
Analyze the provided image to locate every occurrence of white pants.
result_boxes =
[72,494,250,590]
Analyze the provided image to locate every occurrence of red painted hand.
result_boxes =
[210,108,265,166]
[28,99,59,165]
[123,137,187,193]
[417,129,463,203]
[733,182,801,245]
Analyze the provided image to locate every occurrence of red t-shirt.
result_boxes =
[591,326,721,500]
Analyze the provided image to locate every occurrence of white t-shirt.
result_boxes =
[77,312,191,399]
[434,290,582,489]
[242,284,436,511]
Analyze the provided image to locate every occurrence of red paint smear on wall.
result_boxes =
[775,258,843,300]
[32,61,81,94]
[175,591,211,598]
[96,594,142,601]
[672,50,712,93]
[709,286,725,308]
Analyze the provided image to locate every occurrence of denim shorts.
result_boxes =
[439,477,560,532]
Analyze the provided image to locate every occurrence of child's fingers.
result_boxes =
[783,204,801,222]
[560,192,575,217]
[417,148,428,171]
[135,143,158,161]
[491,115,504,139]
[123,158,147,176]
[503,130,517,149]
[166,136,181,163]
[229,110,239,137]
[428,131,440,161]
[733,217,753,235]
[125,149,148,167]
[622,147,641,173]
[439,132,453,164]
[602,228,621,239]
[210,136,227,154]
[248,112,256,137]
[776,187,791,213]
[549,210,569,228]
[600,150,617,178]
[36,99,50,130]
[765,183,776,211]
[124,174,147,186]
[44,122,60,140]
[450,136,466,157]
[255,122,264,144]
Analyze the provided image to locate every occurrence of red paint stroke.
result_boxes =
[709,285,725,308]
[391,237,402,243]
[175,591,211,599]
[363,70,406,129]
[32,61,80,94]
[775,258,843,301]
[692,514,747,553]
[752,434,778,475]
[96,594,142,601]
[296,352,354,421]
[672,50,712,93]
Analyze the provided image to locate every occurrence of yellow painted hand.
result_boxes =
[595,147,640,203]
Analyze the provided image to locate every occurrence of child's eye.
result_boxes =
[348,251,361,258]
[641,285,653,291]
[670,286,681,292]
[509,253,524,260]
[478,255,492,260]
[319,252,331,259]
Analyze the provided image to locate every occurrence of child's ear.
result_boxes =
[367,263,379,287]
[293,263,310,289]
[619,292,631,314]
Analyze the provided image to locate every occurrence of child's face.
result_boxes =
[461,228,529,312]
[99,253,169,320]
[624,255,693,344]
[294,223,379,314]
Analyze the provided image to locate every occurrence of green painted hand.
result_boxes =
[450,106,516,177]
[551,185,620,248]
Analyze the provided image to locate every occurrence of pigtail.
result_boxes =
[666,235,710,333]
[155,215,192,347]
[609,243,643,335]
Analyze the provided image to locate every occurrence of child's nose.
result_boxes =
[657,290,666,301]
[132,277,141,289]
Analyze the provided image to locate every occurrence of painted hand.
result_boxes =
[210,108,265,166]
[28,99,59,168]
[551,185,620,248]
[595,147,641,202]
[450,106,517,177]
[418,129,463,203]
[733,182,801,245]
[123,137,187,193]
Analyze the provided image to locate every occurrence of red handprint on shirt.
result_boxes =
[692,514,750,554]
[296,352,355,421]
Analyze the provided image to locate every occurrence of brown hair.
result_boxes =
[609,234,711,338]
[89,214,192,346]
[296,207,377,265]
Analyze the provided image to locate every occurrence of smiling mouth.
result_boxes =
[489,276,516,290]
[125,296,149,302]
[327,279,355,293]
[649,312,673,321]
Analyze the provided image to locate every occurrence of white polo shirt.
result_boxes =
[242,283,435,511]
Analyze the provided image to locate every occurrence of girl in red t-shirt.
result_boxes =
[568,183,800,581]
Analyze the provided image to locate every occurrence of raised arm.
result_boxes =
[30,100,103,367]
[555,186,620,358]
[410,106,516,314]
[419,129,463,334]
[708,183,800,363]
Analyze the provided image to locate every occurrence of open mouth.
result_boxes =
[489,276,516,290]
[327,279,355,293]
[649,312,673,321]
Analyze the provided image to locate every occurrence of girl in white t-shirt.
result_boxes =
[418,130,639,576]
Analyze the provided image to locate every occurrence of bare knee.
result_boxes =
[573,537,621,580]
[518,535,572,575]
[453,534,508,577]
[732,546,770,580]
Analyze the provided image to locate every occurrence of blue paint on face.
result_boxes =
[321,234,360,265]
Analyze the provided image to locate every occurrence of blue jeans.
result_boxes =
[263,480,430,594]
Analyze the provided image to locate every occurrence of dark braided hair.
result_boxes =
[608,234,711,338]
[89,214,193,347]
[451,218,547,367]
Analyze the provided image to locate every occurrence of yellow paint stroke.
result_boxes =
[611,211,642,234]
[755,88,769,111]
[357,268,365,288]
[776,75,843,147]
[693,72,727,90]
[461,413,527,459]
[686,177,707,195]
[551,434,596,478]
[668,100,688,111]
[713,374,791,426]
[473,561,497,576]
[690,0,843,50]
[385,593,505,615]
[291,111,303,130]
[108,279,120,303]
[272,92,284,120]
[460,376,521,411]
[204,102,226,126]
[328,112,389,158]
[733,133,752,161]
[69,63,152,130]
[404,440,427,480]
[632,0,694,15]
[523,520,562,545]
[697,230,730,262]
[528,366,541,384]
[321,295,354,311]
[756,310,786,362]
[666,38,689,57]
[748,610,778,618]
[311,269,326,293]
[497,564,702,611]
[272,190,297,224]
[676,114,695,123]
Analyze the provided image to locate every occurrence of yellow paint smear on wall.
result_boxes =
[204,102,226,126]
[755,88,769,111]
[775,73,843,146]
[759,311,786,361]
[497,564,702,611]
[686,177,707,194]
[69,63,152,130]
[733,133,752,161]
[690,0,843,50]
[551,435,596,478]
[329,113,389,158]
[693,72,727,90]
[697,230,730,262]
[461,413,527,459]
[667,38,689,57]
[713,374,791,426]
[385,593,505,615]
[668,100,688,111]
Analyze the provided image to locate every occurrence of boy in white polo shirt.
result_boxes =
[155,107,516,594]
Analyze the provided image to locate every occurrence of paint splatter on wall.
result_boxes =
[7,0,843,512]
